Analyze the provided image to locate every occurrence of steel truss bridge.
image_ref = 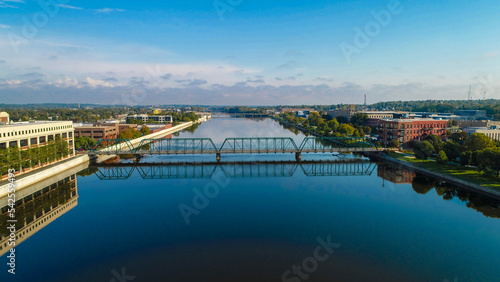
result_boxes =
[93,160,376,180]
[90,137,382,161]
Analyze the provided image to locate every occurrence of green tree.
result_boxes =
[477,148,500,177]
[466,133,495,151]
[424,134,443,152]
[350,113,368,127]
[389,139,400,148]
[141,125,150,135]
[443,141,461,161]
[436,150,448,165]
[327,119,339,132]
[459,151,472,167]
[337,124,355,135]
[449,131,469,145]
[75,137,97,150]
[414,141,435,160]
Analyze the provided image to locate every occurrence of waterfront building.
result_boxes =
[0,114,75,153]
[379,118,448,147]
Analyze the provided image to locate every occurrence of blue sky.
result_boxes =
[0,0,499,105]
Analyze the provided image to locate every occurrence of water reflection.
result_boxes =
[92,160,377,180]
[379,163,500,219]
[377,164,416,184]
[411,174,500,218]
[0,174,78,256]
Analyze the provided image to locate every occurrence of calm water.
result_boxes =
[1,118,500,282]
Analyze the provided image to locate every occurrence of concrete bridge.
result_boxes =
[89,137,383,162]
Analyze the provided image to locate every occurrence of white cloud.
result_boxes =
[0,2,18,8]
[41,41,91,49]
[53,76,81,88]
[94,8,125,14]
[0,24,10,29]
[85,77,114,87]
[57,4,83,10]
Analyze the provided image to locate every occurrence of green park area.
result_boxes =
[387,151,500,190]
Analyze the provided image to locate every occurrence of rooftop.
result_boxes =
[0,120,72,128]
[380,118,447,122]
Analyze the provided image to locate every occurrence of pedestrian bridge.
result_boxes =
[92,160,376,180]
[89,137,382,161]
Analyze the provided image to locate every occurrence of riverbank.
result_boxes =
[366,151,500,198]
[0,119,210,196]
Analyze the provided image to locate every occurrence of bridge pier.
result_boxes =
[216,153,221,162]
[295,152,302,162]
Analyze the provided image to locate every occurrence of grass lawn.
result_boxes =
[387,152,500,190]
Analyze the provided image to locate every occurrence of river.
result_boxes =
[1,117,499,282]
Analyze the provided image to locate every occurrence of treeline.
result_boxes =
[3,108,130,123]
[170,112,200,125]
[410,132,500,177]
[371,99,500,120]
[0,138,70,177]
[278,112,374,139]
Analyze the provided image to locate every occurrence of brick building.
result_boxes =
[379,118,448,147]
[74,123,138,141]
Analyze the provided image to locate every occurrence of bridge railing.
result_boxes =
[134,138,218,155]
[219,137,299,154]
[90,137,382,155]
[299,137,377,152]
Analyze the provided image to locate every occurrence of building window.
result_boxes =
[69,132,73,138]
[48,135,54,141]
[20,139,28,147]
[9,141,17,147]
[30,138,38,145]
[0,143,6,149]
[69,140,73,146]
[39,136,46,143]
[62,133,67,138]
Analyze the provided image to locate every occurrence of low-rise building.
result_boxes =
[74,123,138,141]
[74,125,118,140]
[127,114,172,124]
[379,118,448,147]
[454,110,487,120]
[0,112,9,124]
[0,113,75,178]
[327,110,404,120]
[0,118,75,153]
[463,127,500,141]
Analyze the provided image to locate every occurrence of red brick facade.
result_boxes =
[379,119,448,147]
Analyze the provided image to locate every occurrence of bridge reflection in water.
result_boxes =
[93,160,377,180]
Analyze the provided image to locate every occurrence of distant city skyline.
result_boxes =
[1,0,499,105]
